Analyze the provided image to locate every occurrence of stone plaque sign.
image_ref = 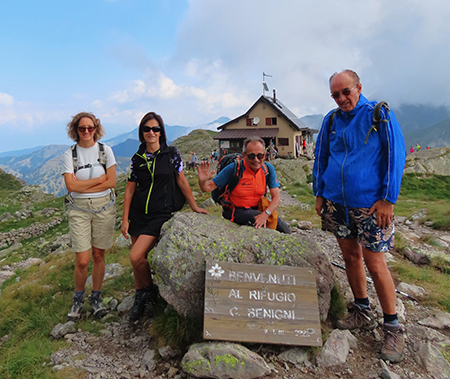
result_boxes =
[203,261,322,346]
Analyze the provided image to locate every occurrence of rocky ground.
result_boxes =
[41,192,450,378]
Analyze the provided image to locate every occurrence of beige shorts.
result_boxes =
[68,194,116,253]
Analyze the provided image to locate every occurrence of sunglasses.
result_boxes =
[143,126,161,133]
[330,84,357,99]
[246,153,265,160]
[78,126,96,133]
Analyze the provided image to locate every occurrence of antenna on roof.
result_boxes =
[263,72,272,96]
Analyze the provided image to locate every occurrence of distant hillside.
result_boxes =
[171,129,219,163]
[0,168,25,193]
[0,146,45,158]
[0,145,69,181]
[300,114,323,131]
[112,139,140,158]
[394,104,450,133]
[404,117,450,149]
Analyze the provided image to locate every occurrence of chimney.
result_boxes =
[273,89,276,103]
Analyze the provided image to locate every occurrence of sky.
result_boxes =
[1,0,450,153]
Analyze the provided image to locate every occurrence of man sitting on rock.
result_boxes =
[197,136,291,234]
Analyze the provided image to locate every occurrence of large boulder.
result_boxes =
[404,147,450,175]
[271,159,308,186]
[151,213,334,321]
[181,342,271,379]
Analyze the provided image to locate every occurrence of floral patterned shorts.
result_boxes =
[321,199,395,252]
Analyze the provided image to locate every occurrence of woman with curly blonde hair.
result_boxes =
[63,112,117,322]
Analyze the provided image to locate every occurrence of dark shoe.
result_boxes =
[336,302,377,331]
[129,287,158,322]
[381,324,405,363]
[88,294,107,319]
[67,297,84,322]
[144,286,159,318]
[129,291,145,322]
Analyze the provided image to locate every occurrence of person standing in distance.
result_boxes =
[313,70,406,363]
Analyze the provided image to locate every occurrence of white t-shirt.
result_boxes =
[62,142,117,199]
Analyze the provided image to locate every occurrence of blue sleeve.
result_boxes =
[212,163,234,189]
[313,112,333,197]
[379,109,406,203]
[265,162,280,188]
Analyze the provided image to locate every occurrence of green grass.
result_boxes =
[3,167,450,376]
[396,174,450,230]
[400,173,450,200]
[151,305,203,351]
[390,260,450,311]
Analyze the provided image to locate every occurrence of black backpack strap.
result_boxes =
[227,158,245,193]
[97,142,107,173]
[364,101,390,144]
[328,108,339,135]
[71,144,78,174]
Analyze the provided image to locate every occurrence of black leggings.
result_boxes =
[222,206,291,234]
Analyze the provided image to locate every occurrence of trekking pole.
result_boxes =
[330,261,417,302]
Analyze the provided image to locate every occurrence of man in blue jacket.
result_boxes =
[313,70,406,363]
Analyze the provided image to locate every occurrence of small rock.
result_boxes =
[51,322,76,339]
[167,367,179,377]
[316,329,358,367]
[379,359,401,379]
[199,198,216,208]
[397,282,425,298]
[297,221,312,230]
[117,296,134,316]
[142,349,156,371]
[159,345,178,360]
[278,348,309,365]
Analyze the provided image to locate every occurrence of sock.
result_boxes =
[74,289,85,301]
[354,297,371,310]
[383,313,399,326]
[91,290,101,298]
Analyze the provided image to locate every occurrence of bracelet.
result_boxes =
[382,199,394,205]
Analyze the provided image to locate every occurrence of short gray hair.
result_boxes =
[329,69,360,87]
[242,136,265,153]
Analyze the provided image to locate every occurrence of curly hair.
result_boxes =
[67,112,105,143]
[138,112,167,144]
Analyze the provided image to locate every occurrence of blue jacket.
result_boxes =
[313,94,406,208]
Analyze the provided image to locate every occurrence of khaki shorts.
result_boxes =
[68,194,116,253]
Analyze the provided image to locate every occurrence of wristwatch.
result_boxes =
[382,199,394,205]
[265,210,271,216]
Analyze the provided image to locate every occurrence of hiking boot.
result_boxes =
[67,297,84,322]
[129,287,158,322]
[144,286,159,318]
[381,324,405,363]
[88,293,107,319]
[336,302,377,331]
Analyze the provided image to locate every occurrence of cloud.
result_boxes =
[0,93,14,107]
[172,0,450,114]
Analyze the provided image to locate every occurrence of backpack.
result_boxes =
[65,142,115,215]
[328,101,390,144]
[71,142,107,174]
[168,146,186,212]
[211,153,269,208]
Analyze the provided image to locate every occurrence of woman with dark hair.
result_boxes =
[63,112,117,322]
[121,111,207,321]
